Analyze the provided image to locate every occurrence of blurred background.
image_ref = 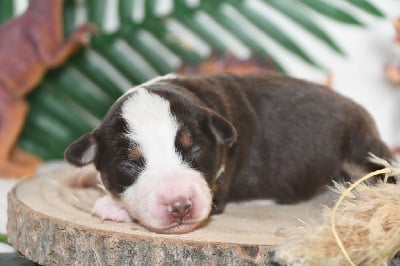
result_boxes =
[0,0,399,161]
[1,0,400,258]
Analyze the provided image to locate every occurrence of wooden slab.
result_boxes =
[7,165,333,265]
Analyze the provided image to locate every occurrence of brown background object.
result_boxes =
[7,166,331,265]
[0,0,96,178]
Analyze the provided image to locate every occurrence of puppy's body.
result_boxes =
[169,73,392,202]
[65,72,394,233]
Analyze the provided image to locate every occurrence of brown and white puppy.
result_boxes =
[65,72,395,234]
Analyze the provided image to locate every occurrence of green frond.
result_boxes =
[346,0,385,18]
[266,0,345,55]
[300,0,364,25]
[0,0,14,25]
[0,0,383,159]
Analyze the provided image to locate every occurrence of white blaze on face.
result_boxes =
[120,88,212,233]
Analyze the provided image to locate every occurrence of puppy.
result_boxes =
[65,72,394,234]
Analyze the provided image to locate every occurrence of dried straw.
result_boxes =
[273,155,400,266]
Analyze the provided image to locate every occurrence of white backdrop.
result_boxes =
[260,0,400,148]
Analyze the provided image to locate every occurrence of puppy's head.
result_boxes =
[65,83,237,233]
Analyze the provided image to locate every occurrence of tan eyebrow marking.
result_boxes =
[130,147,143,161]
[179,131,193,150]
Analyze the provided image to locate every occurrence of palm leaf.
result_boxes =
[0,0,384,159]
[200,2,286,72]
[300,0,364,25]
[0,233,6,243]
[346,0,385,18]
[265,0,346,55]
[227,0,323,69]
[0,0,13,24]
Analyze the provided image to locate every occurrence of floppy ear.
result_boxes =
[64,133,97,166]
[208,111,238,146]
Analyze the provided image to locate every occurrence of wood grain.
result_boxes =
[7,165,332,265]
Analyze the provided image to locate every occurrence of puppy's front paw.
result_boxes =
[92,195,132,222]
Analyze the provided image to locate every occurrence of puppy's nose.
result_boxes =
[168,198,192,218]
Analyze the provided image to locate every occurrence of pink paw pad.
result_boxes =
[92,195,132,223]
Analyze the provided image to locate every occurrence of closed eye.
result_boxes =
[119,157,145,174]
[191,145,201,155]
